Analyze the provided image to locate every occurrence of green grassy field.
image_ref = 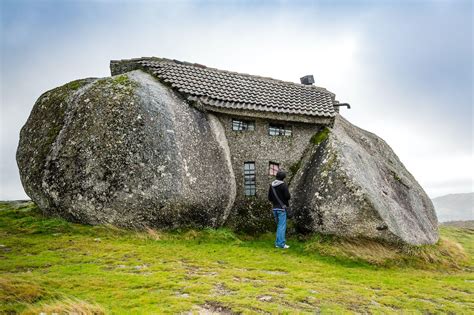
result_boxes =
[1,201,473,314]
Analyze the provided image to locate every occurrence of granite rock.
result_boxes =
[291,115,439,245]
[17,70,236,228]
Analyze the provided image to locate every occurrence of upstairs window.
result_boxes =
[269,162,280,176]
[244,162,256,196]
[232,119,255,131]
[269,124,292,136]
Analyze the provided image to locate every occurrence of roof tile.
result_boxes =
[112,57,337,118]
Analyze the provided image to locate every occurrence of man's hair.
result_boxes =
[276,170,287,180]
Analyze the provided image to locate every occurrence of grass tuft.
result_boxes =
[113,74,130,85]
[143,226,165,241]
[305,233,469,269]
[0,278,47,304]
[22,297,105,315]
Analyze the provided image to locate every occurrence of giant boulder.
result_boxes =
[291,115,439,245]
[17,70,236,228]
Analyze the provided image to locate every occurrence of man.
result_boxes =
[268,170,291,249]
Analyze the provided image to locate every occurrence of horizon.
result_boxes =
[1,0,473,200]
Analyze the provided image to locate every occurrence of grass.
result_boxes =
[0,201,473,314]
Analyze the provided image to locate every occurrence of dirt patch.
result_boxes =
[212,283,234,296]
[189,301,235,314]
[262,270,288,275]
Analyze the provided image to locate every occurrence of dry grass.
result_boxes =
[134,226,167,241]
[0,278,46,304]
[145,227,163,240]
[400,237,468,268]
[305,234,469,269]
[22,298,105,315]
[336,238,400,264]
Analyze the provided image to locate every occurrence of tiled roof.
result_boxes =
[111,57,336,118]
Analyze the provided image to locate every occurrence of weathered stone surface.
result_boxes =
[17,70,236,228]
[291,115,439,245]
[218,116,321,234]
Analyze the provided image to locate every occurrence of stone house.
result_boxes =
[18,56,438,244]
[110,57,345,229]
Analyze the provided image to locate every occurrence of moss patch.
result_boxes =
[17,78,92,196]
[225,199,275,235]
[390,169,402,182]
[65,79,87,91]
[113,74,130,85]
[310,127,330,145]
[289,160,301,175]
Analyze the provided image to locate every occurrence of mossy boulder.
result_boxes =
[17,70,236,229]
[16,78,94,211]
[291,115,439,245]
[225,198,275,234]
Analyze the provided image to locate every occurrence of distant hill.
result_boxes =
[441,220,474,229]
[432,192,473,222]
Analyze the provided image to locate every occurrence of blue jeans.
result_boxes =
[273,208,287,248]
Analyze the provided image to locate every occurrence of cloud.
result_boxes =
[1,0,472,199]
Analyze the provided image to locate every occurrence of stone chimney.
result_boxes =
[300,75,315,85]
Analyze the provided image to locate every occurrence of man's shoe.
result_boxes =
[283,244,290,249]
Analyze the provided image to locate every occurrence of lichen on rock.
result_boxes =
[16,78,95,211]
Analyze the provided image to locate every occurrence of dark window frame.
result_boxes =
[232,119,255,131]
[244,162,256,196]
[269,123,292,136]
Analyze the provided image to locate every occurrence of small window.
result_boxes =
[269,162,280,176]
[244,162,256,196]
[269,124,292,136]
[232,119,255,131]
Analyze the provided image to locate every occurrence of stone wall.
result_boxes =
[217,113,322,232]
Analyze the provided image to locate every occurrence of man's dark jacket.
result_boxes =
[268,180,291,208]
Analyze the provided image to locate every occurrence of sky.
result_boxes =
[0,0,472,200]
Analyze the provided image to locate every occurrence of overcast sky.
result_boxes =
[1,0,472,200]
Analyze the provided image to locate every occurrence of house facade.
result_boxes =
[110,57,339,229]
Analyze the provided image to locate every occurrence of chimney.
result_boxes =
[300,75,314,85]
